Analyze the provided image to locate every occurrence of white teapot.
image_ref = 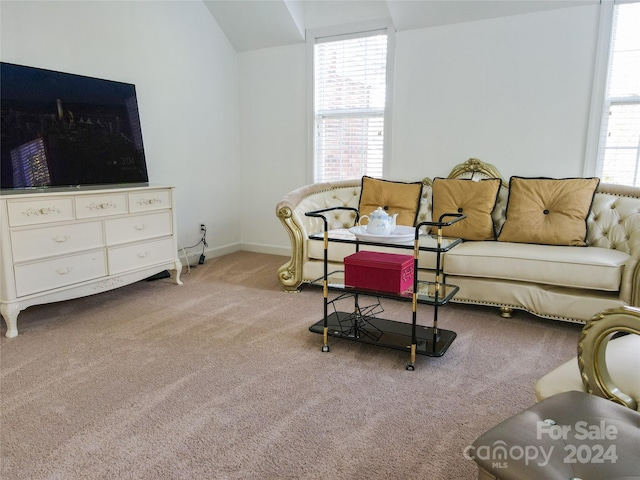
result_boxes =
[360,207,398,236]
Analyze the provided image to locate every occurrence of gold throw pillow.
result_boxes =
[358,176,423,227]
[431,178,501,240]
[498,176,600,246]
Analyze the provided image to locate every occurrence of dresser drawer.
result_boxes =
[7,197,75,227]
[11,221,104,262]
[129,189,172,213]
[108,237,175,275]
[14,250,107,297]
[105,211,172,245]
[76,193,128,219]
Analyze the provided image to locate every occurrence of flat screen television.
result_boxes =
[1,62,149,191]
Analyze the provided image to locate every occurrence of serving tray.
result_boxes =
[347,225,420,244]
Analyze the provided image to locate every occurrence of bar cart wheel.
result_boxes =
[405,363,415,371]
[321,345,330,352]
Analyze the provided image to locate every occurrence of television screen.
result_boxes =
[1,62,149,190]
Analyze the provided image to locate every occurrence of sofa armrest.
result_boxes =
[275,179,361,291]
[578,306,640,410]
[588,183,640,306]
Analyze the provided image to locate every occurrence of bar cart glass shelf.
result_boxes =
[305,207,466,370]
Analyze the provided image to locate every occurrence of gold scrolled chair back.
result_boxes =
[578,305,640,410]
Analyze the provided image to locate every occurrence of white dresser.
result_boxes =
[0,185,182,337]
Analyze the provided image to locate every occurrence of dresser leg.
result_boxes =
[171,261,183,286]
[1,303,20,338]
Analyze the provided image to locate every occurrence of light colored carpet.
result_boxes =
[0,252,582,479]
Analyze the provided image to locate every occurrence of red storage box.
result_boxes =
[344,251,414,294]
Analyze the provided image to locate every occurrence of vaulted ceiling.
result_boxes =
[203,0,598,52]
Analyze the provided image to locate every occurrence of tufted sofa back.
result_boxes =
[286,179,640,248]
[588,184,640,254]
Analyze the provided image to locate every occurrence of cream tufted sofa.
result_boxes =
[275,159,640,323]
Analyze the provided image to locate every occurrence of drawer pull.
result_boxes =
[134,224,146,231]
[137,251,149,258]
[23,206,61,217]
[86,201,117,211]
[55,267,72,275]
[53,235,70,243]
[137,197,162,206]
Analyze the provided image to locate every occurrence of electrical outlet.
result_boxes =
[200,224,206,233]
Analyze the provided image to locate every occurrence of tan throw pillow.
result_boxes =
[498,176,600,246]
[431,178,501,240]
[358,176,423,227]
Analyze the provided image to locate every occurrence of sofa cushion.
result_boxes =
[431,178,501,240]
[444,241,629,291]
[358,176,422,227]
[498,176,600,246]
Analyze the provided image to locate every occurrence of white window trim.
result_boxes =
[584,0,639,180]
[306,19,396,184]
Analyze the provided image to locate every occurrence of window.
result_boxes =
[312,29,389,183]
[589,1,640,186]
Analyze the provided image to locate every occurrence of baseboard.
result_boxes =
[205,243,243,258]
[178,243,289,268]
[240,242,290,257]
[177,243,242,267]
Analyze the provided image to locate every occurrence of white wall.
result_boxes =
[238,43,308,253]
[239,4,601,254]
[1,2,603,260]
[391,5,600,181]
[0,0,242,260]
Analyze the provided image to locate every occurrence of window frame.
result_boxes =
[584,0,640,185]
[306,20,395,184]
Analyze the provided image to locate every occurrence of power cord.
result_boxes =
[198,224,207,265]
[179,226,208,273]
[178,242,191,275]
